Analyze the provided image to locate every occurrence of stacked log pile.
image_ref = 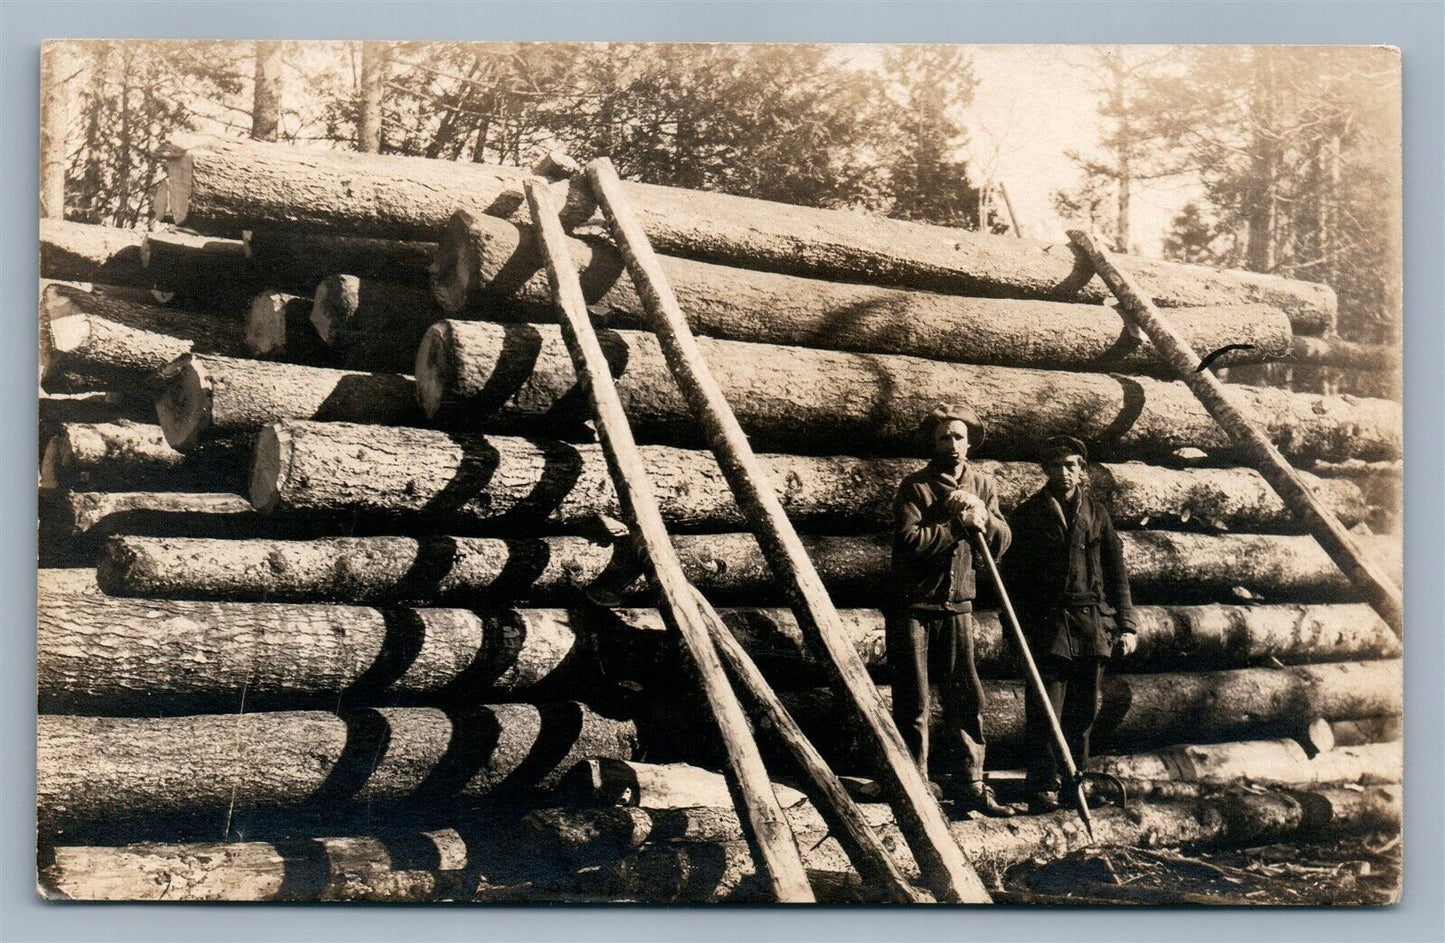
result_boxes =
[37,135,1402,903]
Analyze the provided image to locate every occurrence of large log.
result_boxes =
[160,135,1336,332]
[40,220,147,287]
[96,530,1404,606]
[37,705,638,825]
[244,290,330,362]
[1288,335,1401,373]
[140,229,253,298]
[40,283,248,389]
[39,785,1400,903]
[244,229,436,292]
[248,420,1367,533]
[415,321,1400,463]
[39,589,1401,712]
[155,354,419,450]
[310,276,443,373]
[1092,739,1402,786]
[432,209,1294,372]
[41,422,246,493]
[49,492,261,540]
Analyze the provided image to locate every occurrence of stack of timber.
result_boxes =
[37,135,1402,903]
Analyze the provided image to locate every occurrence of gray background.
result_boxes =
[2,2,1440,941]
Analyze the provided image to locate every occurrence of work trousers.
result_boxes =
[1024,653,1105,793]
[885,610,987,782]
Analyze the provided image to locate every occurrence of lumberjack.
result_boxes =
[887,402,1014,817]
[1003,435,1139,814]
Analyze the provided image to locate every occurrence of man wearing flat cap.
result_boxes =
[1003,435,1138,813]
[887,401,1014,817]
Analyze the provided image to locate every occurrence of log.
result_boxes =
[160,135,1336,333]
[1328,716,1402,748]
[40,283,248,389]
[552,760,808,811]
[310,275,442,372]
[414,320,1401,463]
[40,785,1400,903]
[37,704,638,824]
[39,589,1403,711]
[432,209,1294,372]
[247,419,1368,533]
[140,229,252,297]
[1091,739,1402,786]
[526,179,813,903]
[244,290,330,362]
[96,530,1404,606]
[40,422,246,493]
[40,220,147,287]
[52,491,260,539]
[155,354,419,450]
[1288,335,1401,373]
[244,230,436,292]
[1071,230,1403,636]
[614,786,1399,901]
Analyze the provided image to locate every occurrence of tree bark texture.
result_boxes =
[155,354,420,450]
[41,283,248,390]
[40,220,148,287]
[432,210,1295,373]
[248,420,1366,533]
[1288,335,1401,373]
[51,491,260,539]
[245,291,330,362]
[39,784,1399,902]
[551,760,808,811]
[244,230,436,293]
[95,530,1403,607]
[159,135,1336,333]
[41,422,246,493]
[251,42,283,142]
[357,42,386,154]
[40,43,69,220]
[415,321,1400,463]
[40,586,1400,713]
[1091,739,1401,786]
[37,705,638,825]
[310,276,443,373]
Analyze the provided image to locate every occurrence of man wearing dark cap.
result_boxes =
[1003,435,1138,813]
[887,402,1014,817]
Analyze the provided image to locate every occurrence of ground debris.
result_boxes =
[1002,834,1400,905]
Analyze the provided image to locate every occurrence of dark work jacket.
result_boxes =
[890,460,1011,613]
[1003,486,1137,659]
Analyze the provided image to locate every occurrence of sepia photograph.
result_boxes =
[35,39,1403,906]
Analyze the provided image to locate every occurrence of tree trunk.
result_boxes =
[95,530,1403,607]
[623,785,1398,902]
[40,422,246,493]
[251,41,283,142]
[159,134,1337,332]
[41,284,248,389]
[431,210,1293,373]
[37,704,637,826]
[40,784,1398,902]
[51,491,259,539]
[310,276,441,372]
[248,419,1367,532]
[1288,335,1401,373]
[358,42,386,154]
[415,321,1400,463]
[39,221,148,290]
[155,354,420,450]
[245,291,330,362]
[552,760,807,811]
[244,230,435,293]
[40,42,69,220]
[40,586,1402,711]
[1092,739,1401,785]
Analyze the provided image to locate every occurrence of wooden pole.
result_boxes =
[1068,230,1403,638]
[689,587,924,903]
[585,157,992,904]
[524,179,814,902]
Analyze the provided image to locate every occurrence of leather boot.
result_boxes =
[959,780,1015,817]
[1027,790,1061,814]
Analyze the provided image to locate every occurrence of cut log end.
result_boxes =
[154,357,213,450]
[248,424,290,513]
[430,211,480,315]
[1304,717,1336,757]
[415,322,457,419]
[245,291,292,356]
[310,275,360,346]
[39,437,63,490]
